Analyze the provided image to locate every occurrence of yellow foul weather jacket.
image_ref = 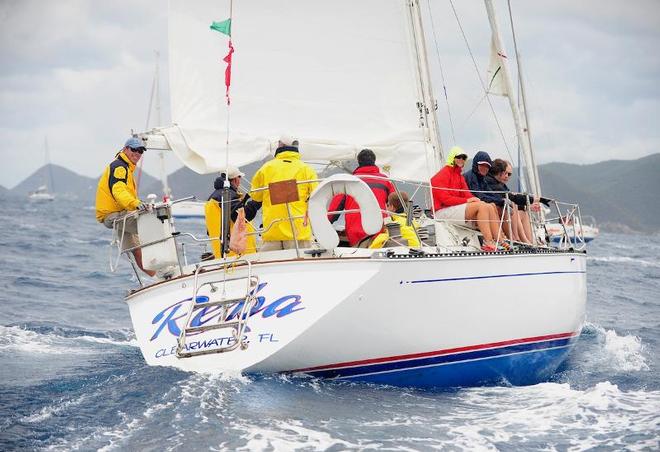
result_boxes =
[204,199,257,258]
[95,152,141,222]
[369,213,420,249]
[250,150,318,241]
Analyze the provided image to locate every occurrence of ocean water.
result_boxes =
[0,197,658,451]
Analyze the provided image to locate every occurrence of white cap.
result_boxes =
[278,134,298,147]
[222,165,244,179]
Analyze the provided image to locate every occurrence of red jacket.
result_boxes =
[328,165,395,246]
[431,165,473,211]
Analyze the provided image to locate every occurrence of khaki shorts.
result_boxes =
[259,240,313,252]
[434,204,468,226]
[103,211,139,251]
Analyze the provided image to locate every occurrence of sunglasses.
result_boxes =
[131,147,146,154]
[454,154,468,160]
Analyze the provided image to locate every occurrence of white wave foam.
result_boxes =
[0,325,137,355]
[587,255,660,268]
[603,329,649,372]
[586,322,649,372]
[24,394,90,423]
[78,334,138,348]
[449,382,660,450]
[0,325,69,355]
[232,419,364,451]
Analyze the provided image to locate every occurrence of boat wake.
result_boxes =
[448,381,660,450]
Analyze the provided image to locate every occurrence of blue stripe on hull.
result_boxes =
[305,339,575,388]
[550,236,594,243]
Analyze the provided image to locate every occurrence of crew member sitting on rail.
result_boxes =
[95,137,154,276]
[328,149,395,247]
[370,192,420,249]
[430,146,502,252]
[205,165,260,257]
[464,150,513,242]
[485,159,549,245]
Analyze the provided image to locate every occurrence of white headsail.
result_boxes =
[484,0,541,196]
[160,0,439,182]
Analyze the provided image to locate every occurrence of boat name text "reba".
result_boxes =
[149,282,304,341]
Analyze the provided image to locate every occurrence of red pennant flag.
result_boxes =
[223,40,234,105]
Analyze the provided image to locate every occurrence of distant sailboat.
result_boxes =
[140,52,205,219]
[28,138,55,202]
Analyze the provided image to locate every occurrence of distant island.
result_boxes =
[3,153,659,234]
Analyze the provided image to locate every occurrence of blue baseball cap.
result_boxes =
[125,137,146,150]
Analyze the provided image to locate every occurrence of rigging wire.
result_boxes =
[508,0,524,191]
[224,0,234,175]
[425,0,456,145]
[135,60,160,191]
[507,0,538,193]
[447,0,513,163]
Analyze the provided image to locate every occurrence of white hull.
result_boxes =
[28,192,55,201]
[547,223,599,243]
[170,200,205,219]
[126,250,586,387]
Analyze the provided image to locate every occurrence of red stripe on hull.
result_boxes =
[293,332,579,372]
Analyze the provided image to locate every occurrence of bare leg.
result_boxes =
[520,210,533,244]
[495,206,512,241]
[465,202,493,243]
[510,208,523,242]
[132,248,156,277]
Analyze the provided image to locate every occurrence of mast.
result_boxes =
[483,0,540,196]
[146,51,171,201]
[408,0,444,177]
[45,136,55,192]
[513,53,540,194]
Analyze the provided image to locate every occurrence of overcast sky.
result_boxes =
[1,0,658,189]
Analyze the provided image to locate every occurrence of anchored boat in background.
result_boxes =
[547,216,600,244]
[109,0,587,388]
[28,137,55,202]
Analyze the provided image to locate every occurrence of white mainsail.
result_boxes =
[162,0,439,181]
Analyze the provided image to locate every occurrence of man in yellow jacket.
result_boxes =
[250,136,318,251]
[95,137,154,276]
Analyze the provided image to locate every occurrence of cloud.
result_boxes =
[0,0,658,189]
[0,0,172,188]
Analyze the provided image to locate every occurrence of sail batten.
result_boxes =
[167,0,432,181]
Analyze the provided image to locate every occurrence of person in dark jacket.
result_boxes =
[205,166,262,257]
[208,166,261,223]
[485,159,549,244]
[328,149,395,247]
[463,150,502,206]
[463,150,510,241]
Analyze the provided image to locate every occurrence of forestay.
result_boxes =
[164,0,440,182]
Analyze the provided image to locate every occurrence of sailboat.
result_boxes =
[140,52,206,219]
[113,0,587,388]
[28,137,55,202]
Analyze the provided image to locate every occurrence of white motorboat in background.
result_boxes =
[547,216,599,244]
[170,199,206,219]
[111,0,588,389]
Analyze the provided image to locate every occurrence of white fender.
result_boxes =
[308,174,383,249]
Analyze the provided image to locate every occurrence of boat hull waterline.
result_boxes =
[126,251,586,388]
